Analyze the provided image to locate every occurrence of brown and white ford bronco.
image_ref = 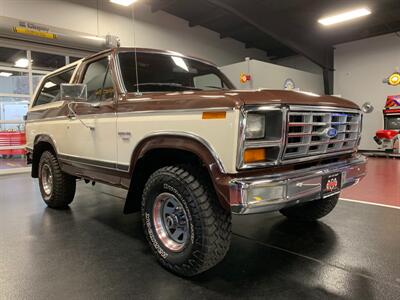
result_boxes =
[25,48,367,276]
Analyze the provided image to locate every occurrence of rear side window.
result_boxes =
[82,57,114,102]
[35,68,75,106]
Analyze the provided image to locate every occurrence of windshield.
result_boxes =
[118,51,235,93]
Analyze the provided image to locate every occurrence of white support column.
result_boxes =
[27,50,33,98]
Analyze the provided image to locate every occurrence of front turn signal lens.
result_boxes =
[202,111,226,119]
[244,148,267,163]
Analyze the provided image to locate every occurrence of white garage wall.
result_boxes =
[221,59,324,94]
[334,33,400,150]
[0,0,268,66]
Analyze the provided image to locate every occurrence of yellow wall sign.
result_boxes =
[13,26,57,39]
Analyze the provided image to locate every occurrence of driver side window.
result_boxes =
[82,57,114,102]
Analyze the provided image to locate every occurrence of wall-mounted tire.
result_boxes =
[38,151,76,209]
[280,194,339,221]
[142,165,231,277]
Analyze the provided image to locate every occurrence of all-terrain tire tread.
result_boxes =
[39,151,76,209]
[142,165,231,277]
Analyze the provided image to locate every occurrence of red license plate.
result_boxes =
[322,173,342,195]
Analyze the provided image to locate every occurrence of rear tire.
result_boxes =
[38,151,76,209]
[142,165,231,277]
[280,194,339,221]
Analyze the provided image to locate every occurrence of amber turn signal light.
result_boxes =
[243,148,267,163]
[202,111,226,119]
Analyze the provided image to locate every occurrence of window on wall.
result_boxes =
[0,47,27,68]
[32,73,46,93]
[0,47,30,163]
[32,51,66,71]
[0,70,30,95]
[0,47,83,106]
[0,96,29,130]
[69,56,82,63]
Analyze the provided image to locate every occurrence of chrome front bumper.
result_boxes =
[230,155,367,214]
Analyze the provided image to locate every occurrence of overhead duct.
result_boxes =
[0,16,120,52]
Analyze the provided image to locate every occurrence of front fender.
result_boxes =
[129,132,226,175]
[124,133,231,213]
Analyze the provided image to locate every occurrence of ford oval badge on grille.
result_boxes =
[325,127,338,138]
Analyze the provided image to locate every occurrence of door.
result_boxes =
[63,56,117,168]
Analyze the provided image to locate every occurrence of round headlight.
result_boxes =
[245,113,265,139]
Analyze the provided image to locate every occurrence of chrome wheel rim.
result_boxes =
[152,192,189,252]
[41,164,53,197]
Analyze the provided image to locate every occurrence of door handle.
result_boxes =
[118,131,131,140]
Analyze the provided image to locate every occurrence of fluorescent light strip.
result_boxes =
[0,72,13,77]
[318,8,371,26]
[14,58,30,68]
[110,0,137,6]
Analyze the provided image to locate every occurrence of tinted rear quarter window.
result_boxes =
[35,68,75,106]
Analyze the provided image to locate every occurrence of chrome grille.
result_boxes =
[283,109,361,160]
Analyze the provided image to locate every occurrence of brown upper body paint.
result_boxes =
[27,89,359,121]
[117,89,359,112]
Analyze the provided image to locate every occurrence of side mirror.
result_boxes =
[361,102,374,114]
[60,83,87,102]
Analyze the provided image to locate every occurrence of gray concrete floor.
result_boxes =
[0,173,399,299]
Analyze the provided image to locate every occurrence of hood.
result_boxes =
[230,89,360,110]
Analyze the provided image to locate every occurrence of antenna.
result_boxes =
[131,3,141,95]
[96,0,100,37]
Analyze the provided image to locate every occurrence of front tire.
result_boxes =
[142,165,231,277]
[38,151,76,209]
[280,194,339,221]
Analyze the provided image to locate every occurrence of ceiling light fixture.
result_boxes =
[0,72,13,77]
[14,58,30,68]
[318,8,371,26]
[110,0,137,6]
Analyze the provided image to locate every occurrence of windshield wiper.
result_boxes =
[133,82,202,90]
[203,85,228,90]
